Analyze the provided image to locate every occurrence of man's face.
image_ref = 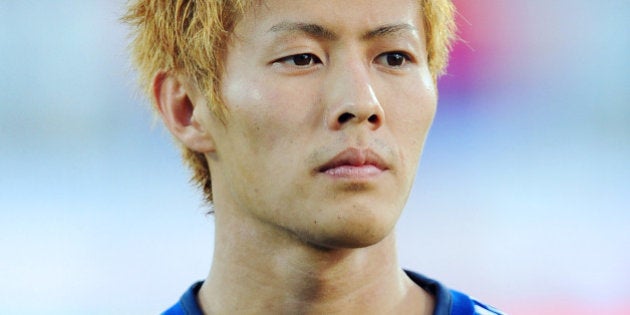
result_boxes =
[203,0,436,248]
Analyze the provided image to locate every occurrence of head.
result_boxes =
[123,0,456,205]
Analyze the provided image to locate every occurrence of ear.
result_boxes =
[153,71,216,153]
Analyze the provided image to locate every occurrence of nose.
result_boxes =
[324,61,384,131]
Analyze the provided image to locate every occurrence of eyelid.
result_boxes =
[374,51,415,68]
[273,53,322,65]
[270,52,324,74]
[388,51,413,61]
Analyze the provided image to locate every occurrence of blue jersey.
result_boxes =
[162,270,505,315]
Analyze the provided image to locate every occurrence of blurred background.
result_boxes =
[0,1,628,314]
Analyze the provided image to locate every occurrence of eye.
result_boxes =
[275,53,322,67]
[375,51,411,67]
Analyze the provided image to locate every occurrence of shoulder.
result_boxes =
[450,289,507,315]
[161,281,204,315]
[470,298,507,315]
[404,270,507,315]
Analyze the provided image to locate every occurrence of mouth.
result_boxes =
[317,148,389,178]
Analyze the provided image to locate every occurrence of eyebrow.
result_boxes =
[268,22,338,41]
[362,24,418,41]
[267,22,417,42]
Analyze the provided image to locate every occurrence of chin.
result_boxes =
[315,230,392,249]
[300,204,400,250]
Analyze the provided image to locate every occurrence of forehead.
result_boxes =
[236,0,423,38]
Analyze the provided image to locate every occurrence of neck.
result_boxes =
[197,208,433,314]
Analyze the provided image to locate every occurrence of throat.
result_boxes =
[199,232,430,314]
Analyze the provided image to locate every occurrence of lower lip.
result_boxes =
[322,165,384,178]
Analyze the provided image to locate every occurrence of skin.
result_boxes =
[154,0,438,313]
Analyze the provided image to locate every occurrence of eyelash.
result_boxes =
[272,51,413,70]
[375,51,413,68]
[274,53,322,68]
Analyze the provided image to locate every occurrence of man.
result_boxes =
[124,0,504,314]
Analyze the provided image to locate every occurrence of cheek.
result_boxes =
[386,80,436,140]
[222,74,319,158]
[383,77,437,172]
[223,77,281,147]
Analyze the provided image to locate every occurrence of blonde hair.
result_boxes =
[123,0,456,203]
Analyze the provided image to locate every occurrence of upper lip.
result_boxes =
[317,148,389,172]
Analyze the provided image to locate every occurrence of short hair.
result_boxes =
[123,0,456,204]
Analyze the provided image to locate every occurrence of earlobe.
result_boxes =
[153,71,216,153]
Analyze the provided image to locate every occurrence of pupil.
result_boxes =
[387,54,404,66]
[294,54,312,66]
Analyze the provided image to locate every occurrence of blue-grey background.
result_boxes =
[1,1,628,314]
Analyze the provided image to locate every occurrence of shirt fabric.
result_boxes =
[162,270,505,315]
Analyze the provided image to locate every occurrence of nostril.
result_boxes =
[338,112,355,124]
[368,114,379,124]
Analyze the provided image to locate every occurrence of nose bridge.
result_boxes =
[342,60,376,107]
[324,53,384,130]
